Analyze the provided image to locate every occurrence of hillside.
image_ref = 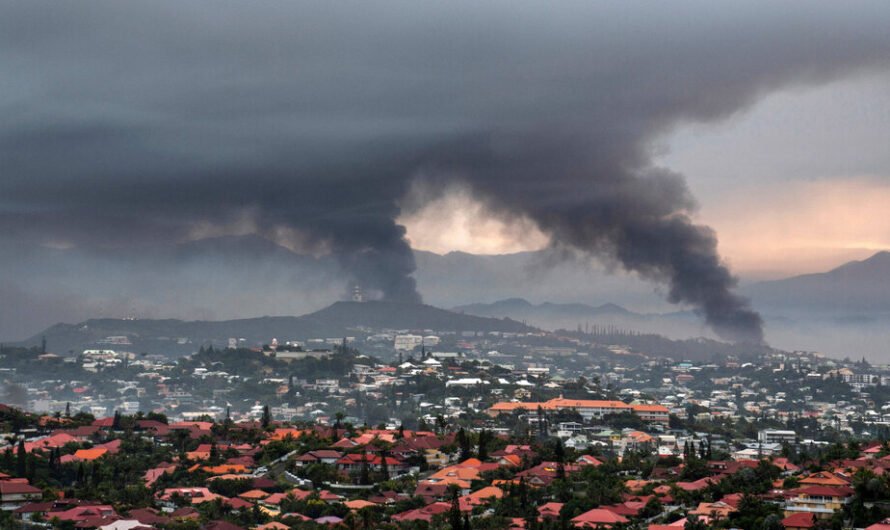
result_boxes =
[455,298,633,321]
[453,298,706,339]
[1,235,663,343]
[21,301,534,356]
[746,251,890,314]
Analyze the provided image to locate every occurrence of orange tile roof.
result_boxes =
[430,466,481,481]
[488,402,545,412]
[239,489,270,500]
[73,448,108,461]
[202,464,250,475]
[344,499,377,510]
[269,428,308,441]
[465,486,504,503]
[631,404,670,413]
[499,454,522,466]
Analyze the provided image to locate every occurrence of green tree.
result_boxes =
[449,486,463,530]
[15,439,25,477]
[261,405,271,429]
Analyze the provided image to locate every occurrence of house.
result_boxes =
[689,501,736,521]
[294,450,343,467]
[577,455,604,467]
[515,461,580,488]
[648,519,688,530]
[126,507,170,527]
[781,512,815,530]
[144,464,175,487]
[335,453,406,473]
[344,499,377,511]
[458,486,503,511]
[0,481,42,510]
[391,501,451,523]
[783,486,854,519]
[205,521,246,530]
[98,521,151,530]
[22,432,80,453]
[12,501,53,521]
[157,487,221,506]
[674,477,717,492]
[601,501,646,518]
[487,398,669,423]
[425,448,451,467]
[256,523,290,530]
[538,502,563,521]
[798,471,850,487]
[50,504,117,523]
[571,508,629,528]
[415,482,451,503]
[61,447,110,463]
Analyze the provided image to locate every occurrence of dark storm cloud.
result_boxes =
[3,1,890,341]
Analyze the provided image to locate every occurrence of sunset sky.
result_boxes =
[402,71,890,279]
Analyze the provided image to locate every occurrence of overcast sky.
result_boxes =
[4,1,890,340]
[404,71,890,279]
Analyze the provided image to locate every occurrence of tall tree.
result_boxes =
[359,454,371,485]
[380,449,390,481]
[15,439,26,477]
[477,430,488,461]
[261,405,271,429]
[457,428,472,461]
[449,486,462,530]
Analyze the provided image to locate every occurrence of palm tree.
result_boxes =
[436,415,448,434]
[335,412,345,430]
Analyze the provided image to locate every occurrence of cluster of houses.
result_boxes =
[4,404,890,529]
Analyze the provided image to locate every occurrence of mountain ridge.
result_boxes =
[745,250,890,313]
[18,301,535,356]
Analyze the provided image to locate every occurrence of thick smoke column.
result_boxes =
[3,1,890,340]
[419,136,765,342]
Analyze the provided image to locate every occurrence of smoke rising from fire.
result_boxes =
[3,1,890,341]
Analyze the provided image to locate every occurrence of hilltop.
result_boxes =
[21,301,535,356]
[746,251,890,314]
[453,298,705,339]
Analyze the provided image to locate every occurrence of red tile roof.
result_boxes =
[782,512,815,529]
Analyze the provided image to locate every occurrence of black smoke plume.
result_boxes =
[3,1,890,341]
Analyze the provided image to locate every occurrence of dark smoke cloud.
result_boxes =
[416,135,767,342]
[3,1,890,341]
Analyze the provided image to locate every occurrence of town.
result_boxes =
[6,0,890,529]
[2,322,890,530]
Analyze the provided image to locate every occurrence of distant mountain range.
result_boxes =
[455,298,634,320]
[453,298,707,338]
[5,233,890,358]
[745,251,890,316]
[20,301,534,356]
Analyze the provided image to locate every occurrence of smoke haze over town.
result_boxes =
[4,1,890,356]
[8,5,890,530]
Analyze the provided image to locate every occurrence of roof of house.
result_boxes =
[0,481,42,495]
[782,512,816,529]
[204,521,245,530]
[73,448,109,461]
[392,501,451,522]
[538,502,563,518]
[238,489,269,500]
[344,499,377,510]
[571,508,629,526]
[793,486,854,497]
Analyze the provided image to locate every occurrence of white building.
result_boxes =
[758,429,797,444]
[394,334,424,351]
